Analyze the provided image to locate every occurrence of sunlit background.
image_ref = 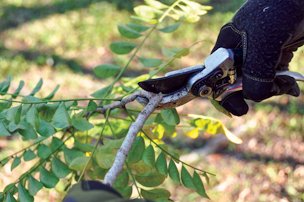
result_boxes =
[0,0,303,201]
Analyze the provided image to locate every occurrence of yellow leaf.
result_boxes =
[186,128,199,139]
[222,126,243,144]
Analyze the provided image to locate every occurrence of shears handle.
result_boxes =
[217,70,304,101]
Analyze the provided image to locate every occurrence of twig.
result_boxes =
[103,92,163,186]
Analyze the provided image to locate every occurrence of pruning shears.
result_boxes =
[138,48,304,108]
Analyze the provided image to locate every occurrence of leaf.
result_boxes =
[25,105,37,127]
[162,47,190,58]
[139,57,162,67]
[143,145,155,167]
[37,119,56,137]
[39,167,59,188]
[22,96,42,103]
[210,99,232,118]
[91,85,112,99]
[160,109,180,126]
[11,157,21,171]
[134,5,161,19]
[50,137,64,152]
[43,85,60,100]
[156,152,167,175]
[29,78,43,96]
[144,0,169,9]
[63,148,85,165]
[0,100,12,111]
[186,128,199,139]
[113,170,129,189]
[159,22,181,33]
[51,157,71,178]
[18,184,34,202]
[28,176,43,196]
[110,41,136,55]
[127,23,149,32]
[193,171,209,198]
[0,121,10,136]
[37,144,52,159]
[202,172,210,185]
[141,188,170,201]
[74,141,94,152]
[0,158,9,166]
[181,166,195,190]
[93,64,120,79]
[71,116,93,131]
[12,80,25,98]
[118,186,132,199]
[69,156,90,171]
[0,76,11,95]
[87,100,97,112]
[127,136,145,164]
[4,193,17,202]
[118,24,142,39]
[23,150,36,161]
[19,124,38,140]
[95,153,115,169]
[135,171,166,187]
[51,103,70,129]
[168,159,180,184]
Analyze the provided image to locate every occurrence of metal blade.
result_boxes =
[138,66,204,94]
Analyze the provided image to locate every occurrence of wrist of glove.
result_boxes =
[212,0,304,116]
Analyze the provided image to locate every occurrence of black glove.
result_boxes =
[212,0,304,116]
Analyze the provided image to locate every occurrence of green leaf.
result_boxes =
[69,156,90,171]
[118,24,142,39]
[22,96,42,103]
[74,141,94,152]
[0,158,9,166]
[28,176,43,196]
[202,172,210,185]
[51,157,71,178]
[39,167,59,188]
[19,123,37,140]
[156,152,167,175]
[95,153,115,169]
[162,47,190,58]
[4,193,17,202]
[50,137,64,152]
[159,22,181,33]
[12,80,25,98]
[118,186,132,199]
[18,184,33,202]
[110,41,136,55]
[0,100,12,111]
[63,148,85,165]
[141,188,170,201]
[11,157,21,171]
[37,144,52,159]
[93,64,120,79]
[0,77,11,95]
[23,150,36,161]
[160,109,180,126]
[91,85,112,99]
[181,166,195,190]
[4,183,16,193]
[135,171,166,187]
[25,105,37,127]
[51,103,70,129]
[168,159,180,184]
[43,85,60,100]
[139,57,162,67]
[71,117,93,131]
[113,170,129,189]
[37,119,56,137]
[193,171,209,198]
[87,101,97,112]
[29,78,43,96]
[127,23,149,32]
[0,121,10,136]
[210,99,232,117]
[143,145,155,167]
[127,136,145,164]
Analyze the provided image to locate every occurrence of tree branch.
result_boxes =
[103,92,163,186]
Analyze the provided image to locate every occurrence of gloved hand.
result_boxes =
[212,0,304,116]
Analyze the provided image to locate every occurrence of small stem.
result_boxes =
[126,162,142,198]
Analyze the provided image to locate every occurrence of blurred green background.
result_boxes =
[0,0,303,201]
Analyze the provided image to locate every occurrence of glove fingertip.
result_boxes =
[220,92,249,116]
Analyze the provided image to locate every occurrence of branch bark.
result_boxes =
[103,92,163,186]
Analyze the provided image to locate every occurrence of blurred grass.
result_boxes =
[0,0,303,201]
